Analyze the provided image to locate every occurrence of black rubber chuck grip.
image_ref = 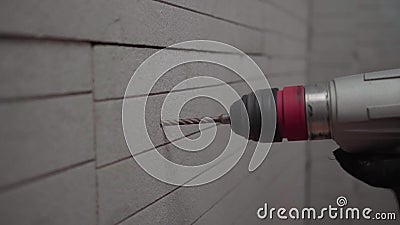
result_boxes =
[229,88,281,142]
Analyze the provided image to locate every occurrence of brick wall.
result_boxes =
[0,0,309,224]
[307,0,400,224]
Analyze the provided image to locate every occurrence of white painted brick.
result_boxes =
[95,100,130,167]
[94,46,260,100]
[251,56,270,76]
[310,51,355,64]
[308,140,338,162]
[97,158,174,225]
[309,67,357,83]
[97,122,239,224]
[95,81,251,167]
[268,73,306,87]
[357,27,400,44]
[252,56,307,86]
[95,94,222,167]
[93,46,156,100]
[254,57,307,86]
[0,162,96,225]
[0,0,264,53]
[0,39,91,98]
[306,142,360,224]
[267,59,307,74]
[358,0,400,13]
[231,164,306,225]
[309,61,356,72]
[97,116,246,224]
[96,77,265,224]
[358,8,400,25]
[193,143,306,225]
[163,0,266,30]
[268,0,309,20]
[162,123,232,167]
[313,0,356,15]
[359,0,400,7]
[264,3,307,40]
[313,17,356,34]
[264,33,307,57]
[121,142,306,225]
[159,0,308,40]
[118,142,256,225]
[357,46,400,72]
[0,94,94,187]
[311,36,356,55]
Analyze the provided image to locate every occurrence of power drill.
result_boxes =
[161,68,400,153]
[230,68,400,153]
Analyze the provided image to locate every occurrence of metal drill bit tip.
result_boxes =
[160,114,230,127]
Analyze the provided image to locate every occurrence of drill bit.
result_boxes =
[160,114,230,127]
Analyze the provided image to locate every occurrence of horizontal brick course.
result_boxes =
[0,0,264,53]
[0,162,96,225]
[0,94,94,187]
[0,39,91,99]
